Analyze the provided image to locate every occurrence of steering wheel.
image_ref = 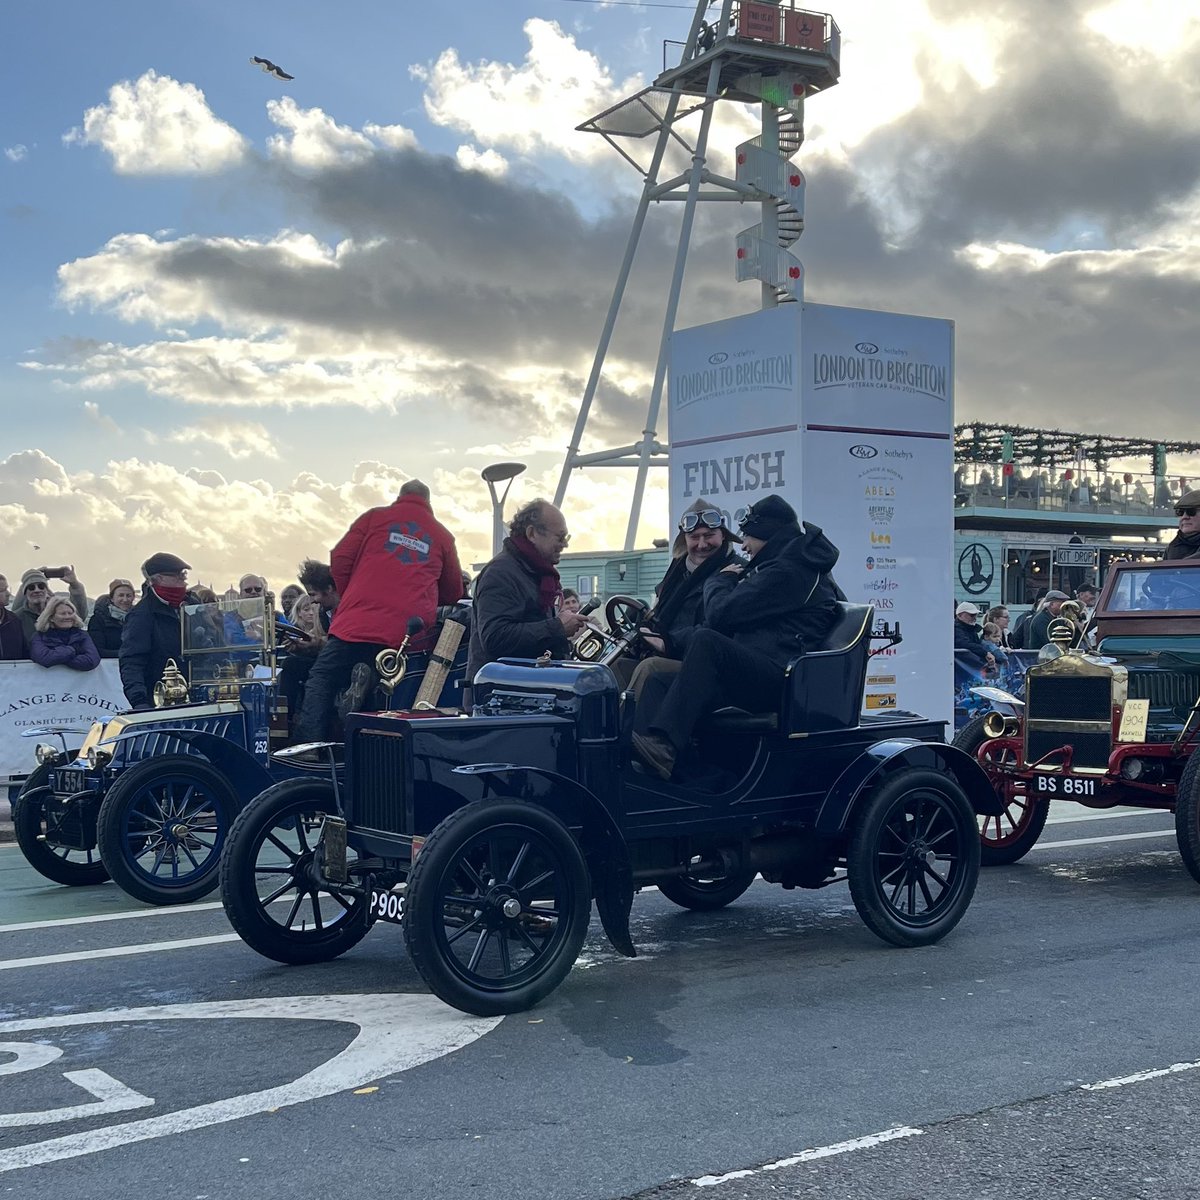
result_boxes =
[274,617,312,646]
[604,595,650,640]
[1141,575,1200,610]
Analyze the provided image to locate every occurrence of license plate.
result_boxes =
[369,888,406,925]
[1034,774,1097,797]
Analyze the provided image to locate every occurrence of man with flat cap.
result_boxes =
[1026,589,1071,649]
[119,552,193,710]
[632,494,842,781]
[1166,489,1200,560]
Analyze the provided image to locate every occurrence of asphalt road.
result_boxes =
[1,801,1197,1200]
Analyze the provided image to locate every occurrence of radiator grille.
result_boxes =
[1026,728,1111,770]
[1127,670,1200,711]
[349,730,408,834]
[1027,675,1111,723]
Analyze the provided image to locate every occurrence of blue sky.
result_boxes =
[3,0,1200,591]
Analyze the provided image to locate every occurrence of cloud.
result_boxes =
[82,400,119,433]
[414,18,640,162]
[455,144,508,176]
[265,97,415,170]
[63,70,248,174]
[165,419,280,460]
[4,144,28,163]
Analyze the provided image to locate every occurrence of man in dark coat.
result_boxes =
[467,498,587,685]
[632,495,842,780]
[119,552,192,709]
[953,602,995,669]
[1026,590,1070,649]
[294,480,463,741]
[1166,489,1200,560]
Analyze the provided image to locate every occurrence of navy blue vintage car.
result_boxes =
[221,601,1001,1016]
[14,596,467,906]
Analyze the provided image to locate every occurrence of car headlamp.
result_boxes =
[34,743,60,766]
[86,746,113,771]
[1120,757,1162,782]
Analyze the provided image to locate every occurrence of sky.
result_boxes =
[3,0,1200,594]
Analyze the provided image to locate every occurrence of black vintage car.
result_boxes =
[220,601,1000,1015]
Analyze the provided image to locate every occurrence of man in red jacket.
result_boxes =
[293,479,463,741]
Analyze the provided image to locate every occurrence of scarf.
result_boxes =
[108,603,129,623]
[651,543,733,633]
[1165,529,1200,560]
[151,585,188,608]
[506,535,562,615]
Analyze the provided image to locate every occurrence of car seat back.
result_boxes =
[779,602,874,734]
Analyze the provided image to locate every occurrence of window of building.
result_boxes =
[576,575,601,602]
[1002,548,1051,605]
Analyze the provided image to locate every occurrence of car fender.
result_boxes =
[968,685,1024,715]
[98,727,273,803]
[451,763,635,958]
[815,738,1003,836]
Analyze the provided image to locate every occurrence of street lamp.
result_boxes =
[482,462,527,556]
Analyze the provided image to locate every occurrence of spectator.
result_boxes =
[12,571,54,649]
[280,584,303,616]
[239,574,267,599]
[294,479,463,742]
[980,622,1008,666]
[299,559,340,633]
[953,602,995,671]
[561,588,581,614]
[278,592,325,735]
[1009,588,1047,650]
[0,599,25,659]
[0,574,10,610]
[460,569,473,599]
[120,553,193,710]
[984,605,1012,649]
[31,595,101,671]
[88,578,136,659]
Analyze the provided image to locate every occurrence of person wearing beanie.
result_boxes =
[1165,489,1200,560]
[12,565,89,650]
[632,494,843,781]
[119,552,193,710]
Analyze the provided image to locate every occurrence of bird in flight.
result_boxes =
[250,56,294,81]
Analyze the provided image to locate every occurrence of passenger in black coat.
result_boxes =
[118,553,193,709]
[953,602,994,667]
[87,580,137,659]
[633,495,843,781]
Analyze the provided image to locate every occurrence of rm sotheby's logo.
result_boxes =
[849,444,877,459]
[708,352,729,364]
[855,342,879,354]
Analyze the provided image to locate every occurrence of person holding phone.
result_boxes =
[12,566,88,649]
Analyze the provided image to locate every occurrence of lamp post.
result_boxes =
[482,462,527,556]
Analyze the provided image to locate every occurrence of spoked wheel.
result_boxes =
[96,756,238,905]
[954,715,1048,865]
[657,856,757,911]
[220,779,370,965]
[1174,754,1200,885]
[848,768,980,947]
[13,764,109,886]
[404,800,591,1016]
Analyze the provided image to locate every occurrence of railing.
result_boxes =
[666,6,840,69]
[954,463,1190,520]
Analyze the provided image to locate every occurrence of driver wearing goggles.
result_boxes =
[1167,488,1200,560]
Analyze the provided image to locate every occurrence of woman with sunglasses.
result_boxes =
[1166,489,1200,560]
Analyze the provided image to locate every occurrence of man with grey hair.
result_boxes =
[293,478,463,741]
[467,498,586,685]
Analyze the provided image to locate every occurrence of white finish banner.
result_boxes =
[668,306,803,527]
[801,302,955,727]
[0,659,126,780]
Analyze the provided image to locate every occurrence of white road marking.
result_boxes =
[693,1127,924,1187]
[0,902,225,934]
[1031,829,1175,851]
[0,934,237,972]
[1045,807,1168,827]
[1082,1059,1200,1091]
[0,1069,154,1129]
[0,993,500,1172]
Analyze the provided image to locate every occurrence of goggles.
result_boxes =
[679,509,725,533]
[1177,506,1199,518]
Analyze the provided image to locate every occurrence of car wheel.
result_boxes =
[404,800,591,1016]
[954,715,1048,866]
[96,755,238,906]
[13,764,110,886]
[1173,753,1200,885]
[220,779,370,965]
[847,768,980,948]
[657,858,757,911]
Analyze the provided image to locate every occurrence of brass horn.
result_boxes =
[375,617,425,695]
[982,711,1019,739]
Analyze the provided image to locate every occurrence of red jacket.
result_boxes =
[329,493,463,646]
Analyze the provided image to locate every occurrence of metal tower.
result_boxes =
[553,1,842,549]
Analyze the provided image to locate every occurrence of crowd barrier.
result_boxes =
[0,659,126,781]
[953,649,1038,731]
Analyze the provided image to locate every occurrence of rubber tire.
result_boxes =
[954,715,1049,866]
[96,755,239,906]
[847,768,980,948]
[13,763,110,886]
[657,861,757,911]
[404,800,591,1016]
[1174,753,1200,885]
[220,779,371,965]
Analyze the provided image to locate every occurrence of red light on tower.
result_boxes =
[736,247,746,259]
[1002,463,1014,477]
[788,266,801,278]
[789,174,801,187]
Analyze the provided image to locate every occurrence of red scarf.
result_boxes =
[506,535,562,616]
[152,585,188,608]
